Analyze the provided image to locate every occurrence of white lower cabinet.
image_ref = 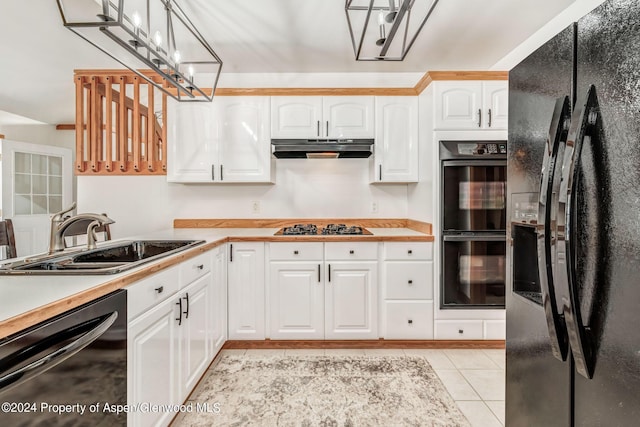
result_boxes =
[211,244,227,355]
[381,242,434,339]
[435,320,484,340]
[227,242,265,340]
[128,294,179,427]
[268,242,378,340]
[179,274,211,398]
[128,248,219,427]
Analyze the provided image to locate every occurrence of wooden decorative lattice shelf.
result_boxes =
[74,70,168,175]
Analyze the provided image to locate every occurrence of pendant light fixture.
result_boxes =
[56,0,222,102]
[345,0,439,61]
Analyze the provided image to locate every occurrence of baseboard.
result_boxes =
[223,339,505,350]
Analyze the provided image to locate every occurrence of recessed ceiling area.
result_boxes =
[0,0,575,125]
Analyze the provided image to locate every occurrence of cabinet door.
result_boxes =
[271,97,322,138]
[180,274,210,400]
[324,96,374,138]
[482,81,509,129]
[269,262,324,339]
[217,97,273,182]
[211,245,227,355]
[128,298,179,427]
[228,242,265,339]
[325,261,377,339]
[434,81,482,130]
[373,97,419,182]
[167,102,217,182]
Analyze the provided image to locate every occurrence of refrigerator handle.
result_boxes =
[558,85,600,379]
[537,96,571,362]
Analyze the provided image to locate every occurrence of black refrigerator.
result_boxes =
[506,0,640,426]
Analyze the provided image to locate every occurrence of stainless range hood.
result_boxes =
[271,139,374,159]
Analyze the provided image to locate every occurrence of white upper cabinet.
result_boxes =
[215,97,273,182]
[168,96,273,183]
[372,96,419,183]
[482,81,509,130]
[434,81,508,130]
[167,103,217,182]
[271,96,374,139]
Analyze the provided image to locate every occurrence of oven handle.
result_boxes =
[441,159,506,167]
[537,96,570,362]
[0,311,117,393]
[558,85,599,379]
[443,234,505,242]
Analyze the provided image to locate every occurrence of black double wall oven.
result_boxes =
[440,140,507,309]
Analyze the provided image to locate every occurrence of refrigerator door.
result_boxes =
[506,24,574,427]
[573,1,640,425]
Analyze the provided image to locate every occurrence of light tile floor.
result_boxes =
[197,348,506,427]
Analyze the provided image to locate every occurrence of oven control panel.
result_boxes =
[458,142,507,156]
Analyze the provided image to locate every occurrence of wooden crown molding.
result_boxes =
[57,70,508,128]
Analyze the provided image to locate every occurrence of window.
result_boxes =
[14,152,64,215]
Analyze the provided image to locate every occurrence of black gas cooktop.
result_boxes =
[278,224,369,236]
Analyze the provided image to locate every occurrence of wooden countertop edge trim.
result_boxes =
[227,235,434,242]
[223,339,505,349]
[0,239,227,339]
[173,218,430,229]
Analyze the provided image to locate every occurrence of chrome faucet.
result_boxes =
[48,203,115,253]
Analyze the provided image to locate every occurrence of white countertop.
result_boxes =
[0,226,431,338]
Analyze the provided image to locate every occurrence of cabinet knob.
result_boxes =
[155,286,164,294]
[408,249,413,254]
[408,319,413,325]
[458,329,464,334]
[408,280,413,285]
[196,264,204,270]
[349,250,354,254]
[294,250,299,255]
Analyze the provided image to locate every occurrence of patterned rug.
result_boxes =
[176,355,470,427]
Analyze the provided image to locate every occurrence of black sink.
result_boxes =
[2,239,205,275]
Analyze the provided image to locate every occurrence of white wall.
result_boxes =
[0,125,74,151]
[78,160,409,239]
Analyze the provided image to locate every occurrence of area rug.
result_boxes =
[176,355,470,427]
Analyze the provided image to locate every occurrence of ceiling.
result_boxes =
[0,0,575,125]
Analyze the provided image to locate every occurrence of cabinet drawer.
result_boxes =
[384,262,433,300]
[384,301,433,339]
[269,242,323,261]
[484,320,506,340]
[435,320,483,340]
[180,251,212,286]
[325,242,378,260]
[127,266,180,320]
[384,242,432,260]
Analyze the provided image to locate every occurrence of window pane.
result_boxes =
[49,176,62,195]
[48,156,63,176]
[33,196,48,214]
[15,195,31,215]
[15,153,31,173]
[15,173,31,194]
[32,175,47,195]
[32,154,48,174]
[49,196,62,213]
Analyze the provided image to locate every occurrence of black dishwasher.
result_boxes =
[0,290,126,426]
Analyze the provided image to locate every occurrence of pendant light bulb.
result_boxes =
[188,65,195,80]
[173,50,181,64]
[377,11,385,26]
[153,31,162,48]
[376,11,386,46]
[132,11,141,29]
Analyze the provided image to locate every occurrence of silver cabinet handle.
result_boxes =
[478,109,482,127]
[488,108,492,127]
